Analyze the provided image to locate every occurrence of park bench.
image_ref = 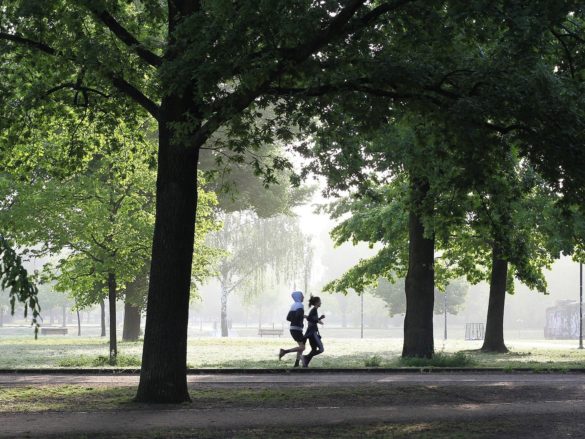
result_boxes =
[40,327,68,335]
[258,326,283,337]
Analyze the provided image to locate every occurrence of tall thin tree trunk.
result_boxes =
[136,93,200,403]
[108,272,118,360]
[61,306,66,328]
[402,178,435,358]
[0,307,3,327]
[76,309,81,336]
[220,284,228,337]
[100,300,106,337]
[481,242,509,353]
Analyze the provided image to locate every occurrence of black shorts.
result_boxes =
[290,329,305,343]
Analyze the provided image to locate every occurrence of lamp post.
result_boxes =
[579,262,583,349]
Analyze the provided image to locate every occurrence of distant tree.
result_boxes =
[369,277,467,318]
[210,212,311,336]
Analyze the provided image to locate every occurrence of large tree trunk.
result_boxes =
[402,178,435,358]
[100,300,106,337]
[108,272,118,360]
[481,242,509,353]
[123,267,148,341]
[123,301,142,341]
[220,284,229,337]
[136,93,200,403]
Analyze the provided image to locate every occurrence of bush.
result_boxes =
[399,352,475,368]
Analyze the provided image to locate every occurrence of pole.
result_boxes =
[360,293,364,339]
[579,262,583,349]
[444,290,447,341]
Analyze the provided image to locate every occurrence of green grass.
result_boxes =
[0,385,137,412]
[399,352,476,368]
[58,354,142,367]
[2,335,585,369]
[0,384,430,413]
[364,354,383,367]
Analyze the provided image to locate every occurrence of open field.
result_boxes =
[2,328,585,369]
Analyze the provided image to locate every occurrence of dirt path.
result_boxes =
[2,398,585,438]
[3,371,585,386]
[3,372,585,438]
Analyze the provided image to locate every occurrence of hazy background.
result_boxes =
[2,188,580,343]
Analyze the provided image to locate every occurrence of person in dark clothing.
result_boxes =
[302,295,325,367]
[279,290,306,367]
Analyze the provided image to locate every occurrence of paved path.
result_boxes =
[2,372,585,438]
[2,371,585,386]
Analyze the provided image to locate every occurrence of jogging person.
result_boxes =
[279,290,306,367]
[301,295,325,367]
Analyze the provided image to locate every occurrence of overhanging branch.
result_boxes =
[0,32,160,120]
[0,32,56,56]
[88,6,162,67]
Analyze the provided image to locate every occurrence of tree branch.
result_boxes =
[45,83,110,99]
[551,28,576,79]
[99,72,160,120]
[0,32,160,120]
[196,1,414,148]
[88,6,162,67]
[345,0,417,34]
[0,32,56,56]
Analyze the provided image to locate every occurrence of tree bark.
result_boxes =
[0,307,3,327]
[123,300,142,341]
[136,93,200,403]
[123,267,148,341]
[402,178,435,358]
[108,272,118,360]
[61,305,66,328]
[77,309,81,336]
[481,242,509,353]
[100,300,106,337]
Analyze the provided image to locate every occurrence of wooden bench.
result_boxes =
[40,327,68,335]
[258,327,283,337]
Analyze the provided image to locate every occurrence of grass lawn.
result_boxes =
[1,333,585,369]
